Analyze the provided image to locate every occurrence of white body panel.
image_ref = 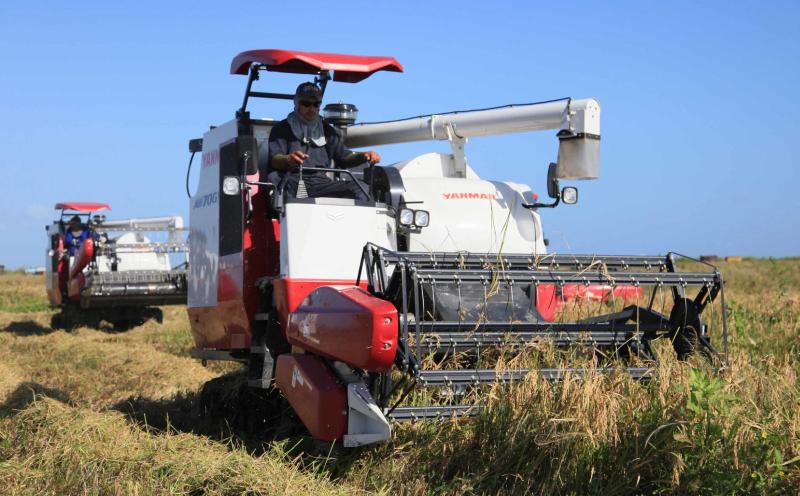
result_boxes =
[96,232,172,273]
[188,119,238,307]
[99,216,183,230]
[344,382,391,447]
[396,153,546,255]
[280,200,396,280]
[45,223,58,299]
[99,216,186,246]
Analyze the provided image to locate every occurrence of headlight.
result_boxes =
[399,208,415,226]
[413,210,430,227]
[398,208,430,228]
[561,186,578,205]
[222,176,240,195]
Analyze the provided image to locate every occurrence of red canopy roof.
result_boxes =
[230,49,403,83]
[55,202,111,212]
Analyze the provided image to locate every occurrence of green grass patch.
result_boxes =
[0,274,50,313]
[143,325,195,357]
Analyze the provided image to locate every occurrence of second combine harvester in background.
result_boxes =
[186,49,727,447]
[46,202,188,330]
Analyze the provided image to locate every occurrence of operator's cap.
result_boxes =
[295,82,322,102]
[68,215,81,224]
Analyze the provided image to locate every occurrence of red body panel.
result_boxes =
[67,238,94,300]
[535,284,644,321]
[188,299,252,349]
[274,278,369,336]
[190,187,275,350]
[287,286,398,372]
[67,273,85,301]
[55,202,110,212]
[274,354,347,442]
[536,284,559,321]
[49,235,67,305]
[68,237,94,280]
[242,187,272,306]
[561,284,643,303]
[230,49,404,82]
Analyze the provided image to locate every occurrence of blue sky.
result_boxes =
[1,0,798,268]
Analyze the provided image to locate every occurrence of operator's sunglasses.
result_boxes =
[299,100,321,108]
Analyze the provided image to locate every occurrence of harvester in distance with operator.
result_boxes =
[187,49,728,447]
[46,202,188,329]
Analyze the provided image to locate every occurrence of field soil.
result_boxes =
[1,259,798,495]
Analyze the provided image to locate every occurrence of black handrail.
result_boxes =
[274,166,371,207]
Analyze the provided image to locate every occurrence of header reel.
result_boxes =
[358,245,727,421]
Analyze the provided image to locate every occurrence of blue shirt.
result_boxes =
[64,228,92,256]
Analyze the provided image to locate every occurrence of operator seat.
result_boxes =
[257,137,271,180]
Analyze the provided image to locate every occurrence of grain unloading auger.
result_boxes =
[187,49,728,447]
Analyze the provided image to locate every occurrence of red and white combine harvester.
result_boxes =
[187,50,727,446]
[46,202,188,329]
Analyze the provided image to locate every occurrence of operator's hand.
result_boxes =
[363,151,381,164]
[287,150,308,167]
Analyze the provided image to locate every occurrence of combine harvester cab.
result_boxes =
[46,202,188,329]
[187,49,728,447]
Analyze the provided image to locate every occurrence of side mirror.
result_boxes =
[188,138,203,153]
[561,186,578,204]
[522,164,578,210]
[546,162,560,199]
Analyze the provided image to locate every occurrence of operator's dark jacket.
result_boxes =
[266,120,369,201]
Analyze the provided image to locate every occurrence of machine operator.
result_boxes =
[266,82,381,201]
[64,215,96,256]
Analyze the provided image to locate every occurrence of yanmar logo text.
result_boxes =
[442,192,498,200]
[202,149,219,169]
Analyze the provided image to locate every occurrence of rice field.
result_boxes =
[0,258,798,495]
